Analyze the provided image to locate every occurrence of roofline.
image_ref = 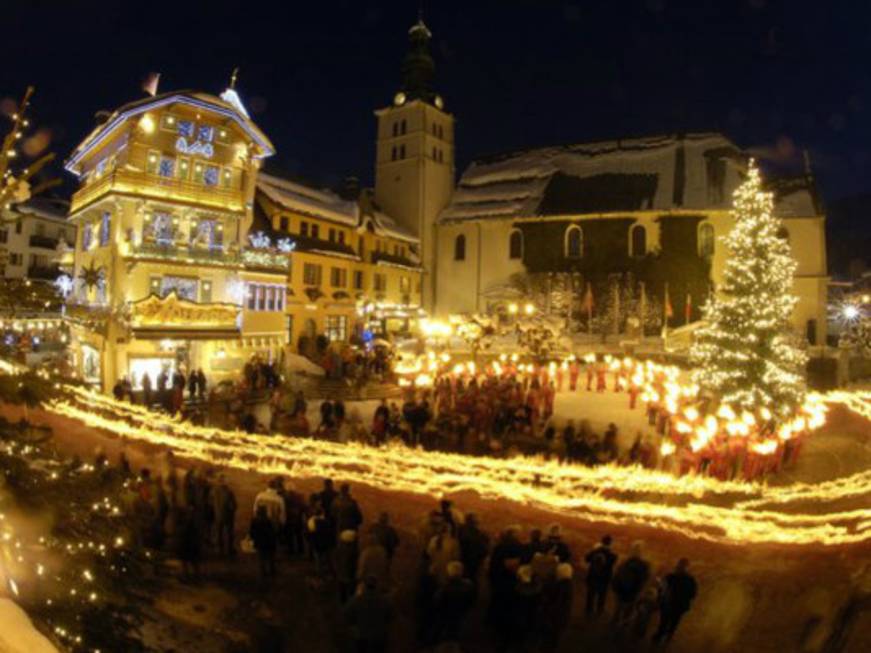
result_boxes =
[65,93,275,176]
[466,131,738,169]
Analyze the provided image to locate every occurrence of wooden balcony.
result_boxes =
[70,168,245,214]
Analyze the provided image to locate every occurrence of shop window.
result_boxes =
[160,276,198,300]
[325,315,348,342]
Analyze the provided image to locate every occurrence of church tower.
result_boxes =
[374,15,454,312]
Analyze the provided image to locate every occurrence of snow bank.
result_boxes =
[284,353,325,377]
[0,598,59,653]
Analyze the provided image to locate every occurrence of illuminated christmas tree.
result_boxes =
[691,160,807,419]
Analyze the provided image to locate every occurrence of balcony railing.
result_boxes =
[127,241,289,271]
[70,168,244,213]
[29,234,59,250]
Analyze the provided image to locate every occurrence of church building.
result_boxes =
[375,18,828,349]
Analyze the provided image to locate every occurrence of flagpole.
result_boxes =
[662,282,669,346]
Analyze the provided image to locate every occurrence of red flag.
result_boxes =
[142,72,161,97]
[583,282,594,313]
[664,283,673,320]
[685,293,692,324]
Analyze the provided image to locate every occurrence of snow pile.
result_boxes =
[284,353,325,377]
[0,598,59,653]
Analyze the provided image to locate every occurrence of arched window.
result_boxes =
[777,226,790,243]
[400,119,407,135]
[509,229,523,259]
[392,122,399,137]
[565,225,583,259]
[630,225,647,257]
[699,223,715,258]
[454,234,466,261]
[399,144,406,159]
[391,146,397,161]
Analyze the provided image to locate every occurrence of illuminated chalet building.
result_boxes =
[63,84,423,390]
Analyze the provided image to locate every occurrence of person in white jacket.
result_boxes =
[253,478,286,530]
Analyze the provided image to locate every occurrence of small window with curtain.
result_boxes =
[565,226,583,259]
[699,223,715,258]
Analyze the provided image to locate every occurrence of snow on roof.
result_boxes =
[65,90,275,175]
[441,132,748,221]
[257,173,358,226]
[366,209,418,243]
[768,176,823,218]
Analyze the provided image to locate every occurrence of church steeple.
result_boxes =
[398,13,440,106]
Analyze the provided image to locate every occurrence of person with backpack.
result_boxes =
[611,540,650,625]
[652,558,698,645]
[585,535,618,616]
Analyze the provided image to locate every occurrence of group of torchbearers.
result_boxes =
[409,352,812,482]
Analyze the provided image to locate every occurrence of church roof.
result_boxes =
[440,132,821,222]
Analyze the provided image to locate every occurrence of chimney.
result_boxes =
[339,175,360,201]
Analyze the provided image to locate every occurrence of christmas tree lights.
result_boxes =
[691,160,807,421]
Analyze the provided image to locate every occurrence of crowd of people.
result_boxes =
[113,444,700,652]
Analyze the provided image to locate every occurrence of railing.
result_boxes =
[129,241,241,265]
[70,168,244,213]
[29,234,59,250]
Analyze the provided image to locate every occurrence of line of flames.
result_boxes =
[46,384,871,547]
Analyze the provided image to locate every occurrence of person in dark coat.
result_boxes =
[540,563,575,652]
[307,502,335,578]
[345,576,394,653]
[652,558,698,645]
[319,399,335,429]
[334,483,364,533]
[176,506,201,580]
[282,480,307,556]
[250,505,278,579]
[212,474,237,556]
[511,565,543,652]
[521,528,545,564]
[487,527,524,638]
[196,368,207,399]
[433,561,475,645]
[370,512,400,566]
[543,524,571,562]
[612,541,650,625]
[585,534,618,616]
[458,513,490,585]
[315,478,338,520]
[141,372,153,407]
[187,371,198,401]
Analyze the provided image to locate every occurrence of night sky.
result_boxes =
[5,0,871,203]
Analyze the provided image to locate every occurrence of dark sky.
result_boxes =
[5,0,871,202]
